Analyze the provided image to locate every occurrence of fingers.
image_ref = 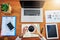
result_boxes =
[23,26,28,35]
[23,26,28,32]
[30,25,39,35]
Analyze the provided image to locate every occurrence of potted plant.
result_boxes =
[1,3,12,13]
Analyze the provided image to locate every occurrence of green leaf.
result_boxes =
[1,3,9,12]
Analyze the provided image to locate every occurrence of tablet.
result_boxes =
[46,24,59,39]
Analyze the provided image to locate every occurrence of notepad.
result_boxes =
[45,10,60,23]
[1,16,16,36]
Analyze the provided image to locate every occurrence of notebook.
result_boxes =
[1,16,16,36]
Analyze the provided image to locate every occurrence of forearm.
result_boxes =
[19,32,25,38]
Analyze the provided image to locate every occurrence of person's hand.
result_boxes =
[32,26,46,40]
[23,26,28,35]
[31,25,40,35]
[19,26,28,38]
[31,25,43,38]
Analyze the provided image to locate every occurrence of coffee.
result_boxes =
[28,25,34,32]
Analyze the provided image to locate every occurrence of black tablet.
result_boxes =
[46,24,59,39]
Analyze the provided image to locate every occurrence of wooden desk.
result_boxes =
[0,0,60,40]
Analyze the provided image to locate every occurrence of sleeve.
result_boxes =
[40,37,46,40]
[38,35,46,40]
[15,36,22,40]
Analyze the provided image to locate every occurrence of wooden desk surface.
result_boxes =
[0,0,60,40]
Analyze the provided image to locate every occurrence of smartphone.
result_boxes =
[7,22,14,30]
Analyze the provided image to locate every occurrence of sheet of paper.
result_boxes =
[45,10,60,23]
[1,16,16,36]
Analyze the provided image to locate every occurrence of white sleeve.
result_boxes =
[40,37,46,40]
[15,36,22,40]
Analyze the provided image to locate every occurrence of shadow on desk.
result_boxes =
[0,38,4,40]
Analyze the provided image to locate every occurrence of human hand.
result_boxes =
[19,26,28,38]
[31,25,43,38]
[31,25,40,35]
[23,26,28,35]
[32,26,46,40]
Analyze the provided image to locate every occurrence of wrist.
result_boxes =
[38,33,43,38]
[19,34,23,38]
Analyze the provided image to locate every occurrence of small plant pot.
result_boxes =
[1,3,12,13]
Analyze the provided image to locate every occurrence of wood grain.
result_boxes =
[0,0,60,40]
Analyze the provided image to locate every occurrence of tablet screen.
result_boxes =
[46,24,59,39]
[47,25,57,37]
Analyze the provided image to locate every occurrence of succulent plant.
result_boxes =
[1,3,9,12]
